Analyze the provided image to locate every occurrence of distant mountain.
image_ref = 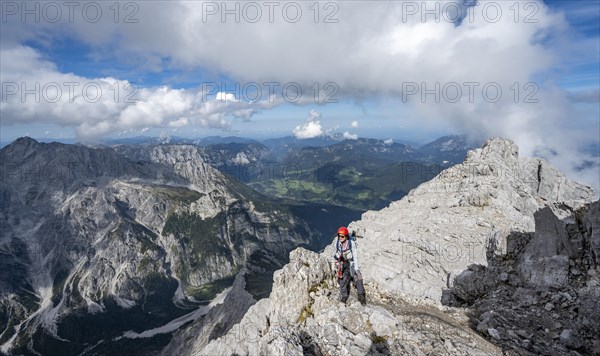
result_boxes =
[261,135,339,159]
[202,142,270,168]
[197,136,259,146]
[243,139,444,210]
[106,135,201,146]
[106,136,258,147]
[284,138,417,167]
[111,134,452,217]
[149,136,458,211]
[0,137,78,148]
[418,135,483,164]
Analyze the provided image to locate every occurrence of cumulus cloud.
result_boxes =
[0,45,279,140]
[351,121,359,128]
[293,111,324,139]
[216,92,238,102]
[307,110,322,121]
[343,131,358,140]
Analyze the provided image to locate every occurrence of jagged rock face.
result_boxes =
[444,201,600,355]
[347,138,593,304]
[0,139,322,354]
[200,248,502,355]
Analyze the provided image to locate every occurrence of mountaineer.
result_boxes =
[333,226,366,305]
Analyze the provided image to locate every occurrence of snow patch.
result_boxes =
[115,297,136,309]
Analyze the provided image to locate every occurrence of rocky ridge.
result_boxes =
[200,248,502,355]
[349,138,592,305]
[195,138,596,355]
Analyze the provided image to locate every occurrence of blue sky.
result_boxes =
[0,1,598,162]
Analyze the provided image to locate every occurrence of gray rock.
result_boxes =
[451,266,497,304]
[520,208,574,288]
[515,329,529,338]
[487,328,501,340]
[585,201,600,265]
[349,138,592,305]
[560,329,583,349]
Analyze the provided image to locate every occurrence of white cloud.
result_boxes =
[293,121,323,139]
[168,118,189,128]
[343,131,358,140]
[307,109,322,121]
[351,121,359,128]
[384,138,394,145]
[0,45,279,141]
[293,111,324,139]
[215,92,237,102]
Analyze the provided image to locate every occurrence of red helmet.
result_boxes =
[337,227,349,236]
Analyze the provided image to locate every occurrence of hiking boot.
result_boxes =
[340,296,348,304]
[358,294,367,305]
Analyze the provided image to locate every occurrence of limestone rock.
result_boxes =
[349,138,593,304]
[201,248,502,356]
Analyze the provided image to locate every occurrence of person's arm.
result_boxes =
[351,241,360,272]
[332,239,339,272]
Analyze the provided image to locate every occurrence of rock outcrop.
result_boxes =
[444,201,600,355]
[201,249,501,355]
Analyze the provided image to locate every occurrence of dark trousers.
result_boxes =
[338,263,365,301]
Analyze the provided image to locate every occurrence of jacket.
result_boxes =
[333,237,361,272]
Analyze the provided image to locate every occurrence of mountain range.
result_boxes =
[0,138,359,354]
[3,135,591,355]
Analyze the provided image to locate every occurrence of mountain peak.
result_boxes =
[1,136,43,160]
[466,137,519,162]
[7,136,40,148]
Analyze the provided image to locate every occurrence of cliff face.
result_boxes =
[197,138,596,355]
[0,139,336,355]
[348,138,592,304]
